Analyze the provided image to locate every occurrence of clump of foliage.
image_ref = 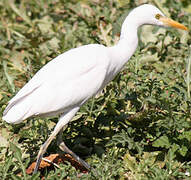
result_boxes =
[0,0,191,179]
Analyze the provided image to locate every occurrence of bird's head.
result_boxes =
[128,4,188,31]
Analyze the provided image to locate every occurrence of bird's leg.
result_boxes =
[33,130,58,174]
[33,107,79,174]
[57,133,98,176]
[56,118,91,170]
[57,137,91,171]
[57,126,65,146]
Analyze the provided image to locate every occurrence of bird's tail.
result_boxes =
[2,96,33,124]
[2,100,30,124]
[3,79,42,124]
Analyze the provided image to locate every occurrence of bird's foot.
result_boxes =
[58,141,91,171]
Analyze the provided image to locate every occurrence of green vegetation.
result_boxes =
[0,0,191,179]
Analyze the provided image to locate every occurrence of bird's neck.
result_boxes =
[108,22,139,72]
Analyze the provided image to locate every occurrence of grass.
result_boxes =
[0,0,191,179]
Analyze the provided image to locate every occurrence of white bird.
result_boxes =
[2,4,188,173]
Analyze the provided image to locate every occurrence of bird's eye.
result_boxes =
[155,14,161,20]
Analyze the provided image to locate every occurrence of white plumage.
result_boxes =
[3,45,109,123]
[2,4,188,173]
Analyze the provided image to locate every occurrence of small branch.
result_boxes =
[42,158,60,169]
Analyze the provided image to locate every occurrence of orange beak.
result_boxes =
[160,17,188,31]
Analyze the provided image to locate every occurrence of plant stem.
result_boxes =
[186,53,191,99]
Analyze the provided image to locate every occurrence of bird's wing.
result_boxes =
[3,45,108,123]
[29,62,107,117]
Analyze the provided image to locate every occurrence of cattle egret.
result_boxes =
[2,4,188,173]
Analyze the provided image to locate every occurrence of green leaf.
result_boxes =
[2,156,13,180]
[153,135,171,148]
[123,153,136,172]
[37,16,53,34]
[10,143,22,160]
[3,61,15,92]
[0,135,8,147]
[8,0,31,25]
[178,145,188,157]
[11,175,22,180]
